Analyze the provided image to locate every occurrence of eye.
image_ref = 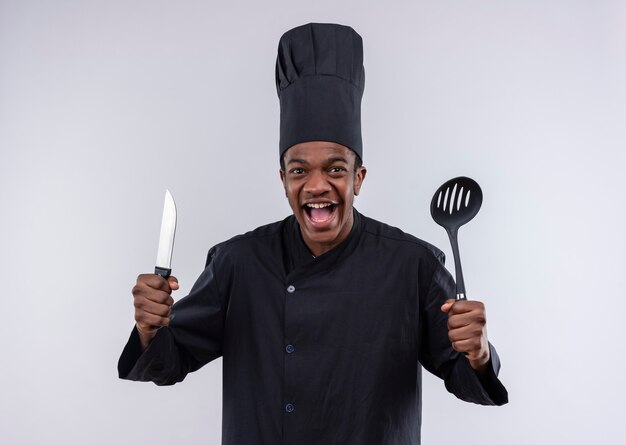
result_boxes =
[289,168,305,175]
[328,166,347,175]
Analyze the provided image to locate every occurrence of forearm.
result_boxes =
[443,343,508,406]
[118,326,189,386]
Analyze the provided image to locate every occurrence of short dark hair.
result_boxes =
[280,150,363,173]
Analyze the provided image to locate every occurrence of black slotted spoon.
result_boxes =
[430,176,483,300]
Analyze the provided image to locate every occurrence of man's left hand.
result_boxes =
[441,299,490,374]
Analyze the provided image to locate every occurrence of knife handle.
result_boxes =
[154,267,171,278]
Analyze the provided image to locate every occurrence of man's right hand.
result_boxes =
[132,274,179,350]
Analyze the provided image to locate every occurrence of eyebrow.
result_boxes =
[328,157,349,164]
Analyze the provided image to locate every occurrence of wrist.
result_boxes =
[469,357,489,374]
[468,347,490,374]
[136,323,158,350]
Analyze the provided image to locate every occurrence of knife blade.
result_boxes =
[155,189,177,278]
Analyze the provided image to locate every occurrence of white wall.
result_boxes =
[1,1,625,443]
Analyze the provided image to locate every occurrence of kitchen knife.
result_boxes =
[155,189,177,278]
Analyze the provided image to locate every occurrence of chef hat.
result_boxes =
[275,23,365,162]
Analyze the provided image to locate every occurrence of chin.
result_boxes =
[305,229,342,245]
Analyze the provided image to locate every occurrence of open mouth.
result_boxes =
[303,202,338,224]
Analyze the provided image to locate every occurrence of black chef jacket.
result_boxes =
[119,209,508,444]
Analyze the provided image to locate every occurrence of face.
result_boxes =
[280,141,367,257]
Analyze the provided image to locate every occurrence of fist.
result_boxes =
[441,299,490,372]
[132,274,179,335]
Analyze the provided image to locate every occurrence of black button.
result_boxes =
[285,344,295,354]
[285,403,294,413]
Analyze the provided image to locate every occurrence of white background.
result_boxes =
[1,1,625,444]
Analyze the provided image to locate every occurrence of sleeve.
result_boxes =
[117,247,227,386]
[418,255,508,406]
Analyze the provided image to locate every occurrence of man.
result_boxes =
[119,23,508,444]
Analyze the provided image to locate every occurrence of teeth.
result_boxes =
[306,202,333,209]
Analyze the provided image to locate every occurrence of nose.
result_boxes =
[303,169,331,196]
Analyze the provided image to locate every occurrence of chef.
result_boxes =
[119,23,508,444]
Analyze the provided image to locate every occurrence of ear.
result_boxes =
[353,166,367,196]
[279,168,288,197]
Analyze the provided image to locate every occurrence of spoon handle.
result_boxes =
[446,228,467,300]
